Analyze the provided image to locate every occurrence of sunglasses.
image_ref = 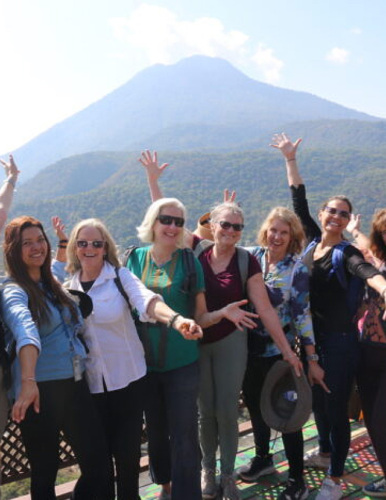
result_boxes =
[156,215,185,227]
[323,206,351,220]
[218,220,244,231]
[76,240,105,249]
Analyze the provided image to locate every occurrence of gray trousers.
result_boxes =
[198,330,247,475]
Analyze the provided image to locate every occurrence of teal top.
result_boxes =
[127,247,205,372]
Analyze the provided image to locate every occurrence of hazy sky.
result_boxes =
[1,0,386,153]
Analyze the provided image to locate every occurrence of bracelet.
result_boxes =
[286,158,296,163]
[3,178,16,188]
[57,244,67,249]
[168,313,181,328]
[59,239,68,244]
[22,377,36,382]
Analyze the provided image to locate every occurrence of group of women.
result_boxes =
[0,136,385,500]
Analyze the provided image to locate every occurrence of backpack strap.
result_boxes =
[181,248,197,317]
[235,247,249,297]
[193,239,214,258]
[195,239,249,296]
[121,245,138,268]
[330,240,351,288]
[114,267,132,312]
[113,266,159,368]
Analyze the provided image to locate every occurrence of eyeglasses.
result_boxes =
[156,215,185,227]
[323,206,351,220]
[76,240,105,249]
[218,220,244,231]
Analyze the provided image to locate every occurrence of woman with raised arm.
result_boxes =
[0,216,111,500]
[125,197,259,500]
[347,210,386,498]
[240,206,326,500]
[139,151,303,500]
[272,133,386,500]
[0,155,20,499]
[54,216,208,500]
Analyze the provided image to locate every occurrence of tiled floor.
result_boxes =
[138,420,382,499]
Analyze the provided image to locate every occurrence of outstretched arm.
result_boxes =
[270,133,303,187]
[0,154,20,230]
[139,150,169,202]
[194,293,259,331]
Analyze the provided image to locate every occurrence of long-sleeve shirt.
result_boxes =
[291,184,379,335]
[62,261,161,394]
[1,281,86,396]
[246,246,314,357]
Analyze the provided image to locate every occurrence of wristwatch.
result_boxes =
[306,353,319,362]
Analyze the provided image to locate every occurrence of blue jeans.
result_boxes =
[145,362,201,500]
[313,331,359,477]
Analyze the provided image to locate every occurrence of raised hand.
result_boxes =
[139,150,169,180]
[346,213,361,235]
[0,154,20,178]
[270,133,302,160]
[51,216,68,241]
[223,189,236,203]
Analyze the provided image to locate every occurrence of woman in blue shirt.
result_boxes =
[1,216,110,500]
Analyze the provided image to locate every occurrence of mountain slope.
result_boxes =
[12,148,386,248]
[9,55,381,180]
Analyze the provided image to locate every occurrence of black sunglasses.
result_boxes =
[76,240,105,249]
[218,220,244,232]
[156,215,185,227]
[323,206,351,220]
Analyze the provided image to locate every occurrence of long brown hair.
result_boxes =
[3,216,78,326]
[369,209,386,263]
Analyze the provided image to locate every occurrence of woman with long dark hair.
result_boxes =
[272,133,386,500]
[1,216,110,500]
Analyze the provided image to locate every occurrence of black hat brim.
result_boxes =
[260,359,312,434]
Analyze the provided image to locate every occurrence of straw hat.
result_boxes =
[192,212,213,241]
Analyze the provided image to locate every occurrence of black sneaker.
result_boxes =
[238,454,276,482]
[279,478,309,500]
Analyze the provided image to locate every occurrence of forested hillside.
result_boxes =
[12,148,385,249]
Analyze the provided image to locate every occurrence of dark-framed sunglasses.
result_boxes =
[156,215,185,227]
[76,240,105,249]
[218,220,244,231]
[323,206,351,220]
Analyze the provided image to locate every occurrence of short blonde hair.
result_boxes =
[137,198,187,247]
[66,218,120,274]
[210,202,244,224]
[257,207,305,255]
